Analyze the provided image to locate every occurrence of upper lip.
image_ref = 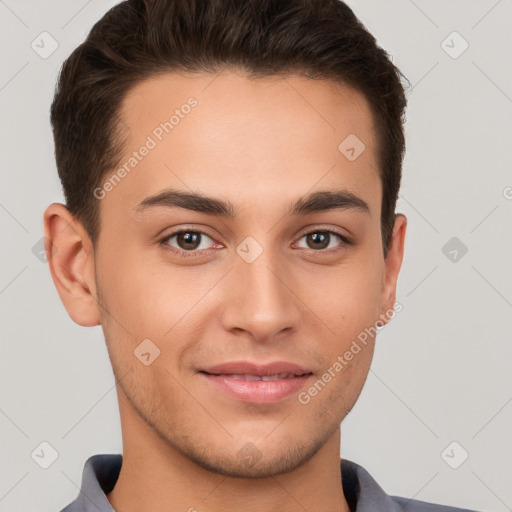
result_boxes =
[200,361,313,377]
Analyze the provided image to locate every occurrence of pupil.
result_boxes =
[179,232,200,250]
[308,232,329,249]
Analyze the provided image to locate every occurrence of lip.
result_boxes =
[200,361,312,376]
[198,361,314,404]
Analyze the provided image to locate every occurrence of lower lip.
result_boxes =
[199,373,313,404]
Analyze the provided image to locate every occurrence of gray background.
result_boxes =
[1,1,511,511]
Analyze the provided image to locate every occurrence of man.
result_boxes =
[44,0,481,511]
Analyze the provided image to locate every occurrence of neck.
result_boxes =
[107,389,351,512]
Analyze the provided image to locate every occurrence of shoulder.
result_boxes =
[341,458,483,512]
[56,454,122,512]
[390,495,483,512]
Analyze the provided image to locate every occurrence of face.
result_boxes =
[82,70,402,477]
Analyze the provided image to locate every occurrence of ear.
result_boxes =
[379,213,407,322]
[43,203,101,327]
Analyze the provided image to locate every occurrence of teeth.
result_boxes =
[262,372,291,381]
[261,375,279,381]
[221,373,296,381]
[227,374,260,380]
[243,374,261,381]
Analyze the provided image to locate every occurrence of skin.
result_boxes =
[44,70,406,512]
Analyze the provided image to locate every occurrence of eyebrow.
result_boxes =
[134,188,370,218]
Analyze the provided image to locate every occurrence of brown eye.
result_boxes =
[162,230,215,253]
[176,231,201,250]
[306,232,330,249]
[295,230,348,252]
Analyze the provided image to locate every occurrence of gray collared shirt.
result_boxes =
[59,454,481,512]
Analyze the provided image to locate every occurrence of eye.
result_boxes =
[295,230,350,252]
[161,229,219,257]
[159,227,351,259]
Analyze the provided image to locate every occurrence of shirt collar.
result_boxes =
[62,454,403,512]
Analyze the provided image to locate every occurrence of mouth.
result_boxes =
[198,361,314,404]
[201,372,310,381]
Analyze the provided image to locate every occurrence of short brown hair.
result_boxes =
[50,0,408,256]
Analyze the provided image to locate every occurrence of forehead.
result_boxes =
[106,70,380,220]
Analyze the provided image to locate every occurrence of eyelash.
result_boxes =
[159,228,351,259]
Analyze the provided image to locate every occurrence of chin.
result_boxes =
[173,433,327,479]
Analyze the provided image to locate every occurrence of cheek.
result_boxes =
[96,249,221,361]
[304,257,384,337]
[97,248,183,330]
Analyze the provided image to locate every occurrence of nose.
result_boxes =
[220,249,302,343]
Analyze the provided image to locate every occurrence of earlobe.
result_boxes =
[380,214,407,321]
[43,203,101,327]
